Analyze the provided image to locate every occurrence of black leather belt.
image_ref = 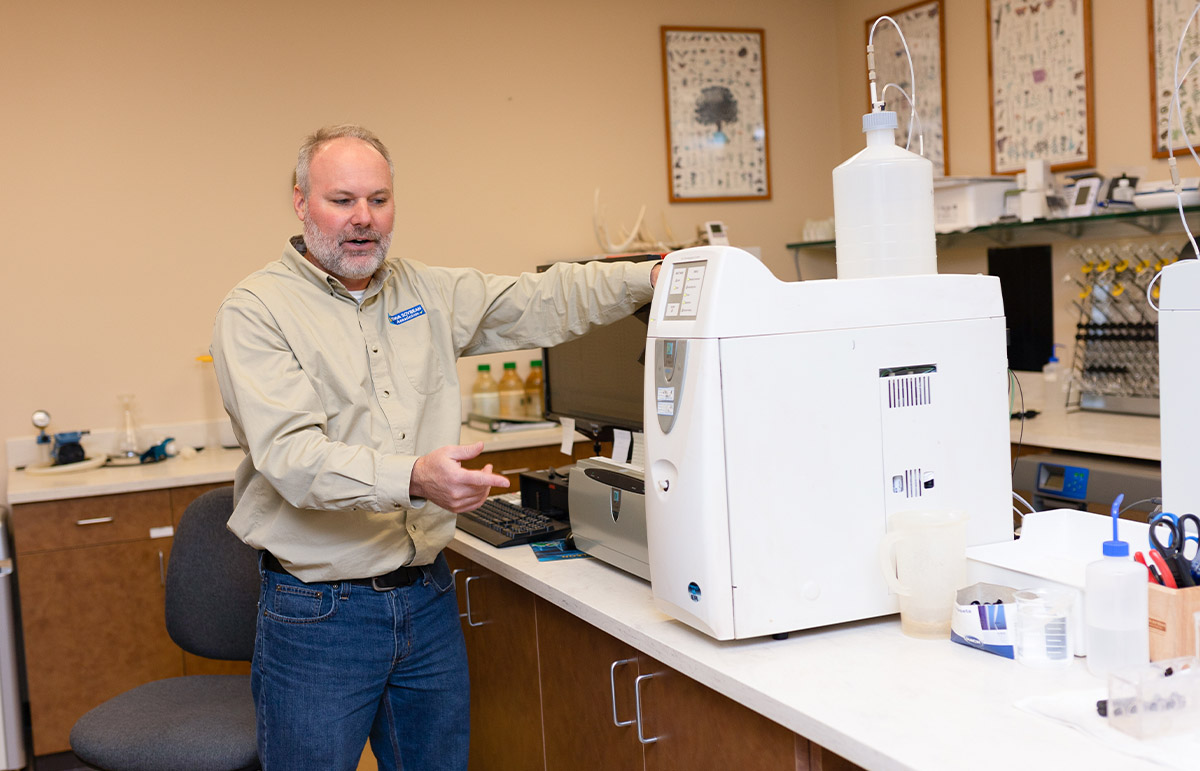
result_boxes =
[262,551,426,591]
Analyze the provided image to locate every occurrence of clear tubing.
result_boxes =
[869,16,918,151]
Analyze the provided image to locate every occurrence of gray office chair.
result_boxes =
[69,486,260,771]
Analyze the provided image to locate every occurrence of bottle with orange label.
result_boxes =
[525,359,544,418]
[498,362,525,418]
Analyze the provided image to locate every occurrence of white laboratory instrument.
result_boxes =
[1158,258,1200,515]
[643,246,1014,640]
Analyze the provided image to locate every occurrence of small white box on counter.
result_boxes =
[951,583,1017,659]
[933,177,1017,232]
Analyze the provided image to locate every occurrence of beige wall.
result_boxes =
[0,0,838,496]
[1,0,1186,497]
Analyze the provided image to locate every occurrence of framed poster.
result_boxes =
[1148,0,1200,158]
[661,26,771,202]
[986,0,1095,174]
[866,1,950,176]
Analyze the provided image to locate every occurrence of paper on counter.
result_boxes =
[559,418,575,455]
[611,429,631,464]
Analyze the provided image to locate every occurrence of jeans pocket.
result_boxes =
[427,553,455,595]
[265,582,337,624]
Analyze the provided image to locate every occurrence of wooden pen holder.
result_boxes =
[1148,583,1200,661]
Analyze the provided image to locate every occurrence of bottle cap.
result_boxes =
[503,362,517,369]
[530,359,542,367]
[477,364,490,371]
[862,110,898,133]
[1102,539,1130,557]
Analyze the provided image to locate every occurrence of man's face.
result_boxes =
[294,137,395,290]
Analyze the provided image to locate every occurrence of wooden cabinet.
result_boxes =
[11,483,245,756]
[448,560,864,771]
[536,598,806,771]
[537,598,645,771]
[636,653,801,771]
[446,551,545,771]
[13,489,180,756]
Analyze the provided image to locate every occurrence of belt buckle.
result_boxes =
[371,575,394,592]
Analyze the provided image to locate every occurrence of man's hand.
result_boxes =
[410,442,510,513]
[651,262,661,288]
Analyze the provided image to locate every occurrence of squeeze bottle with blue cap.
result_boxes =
[1084,494,1149,677]
[1042,343,1062,384]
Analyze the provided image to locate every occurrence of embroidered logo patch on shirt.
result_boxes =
[389,305,426,325]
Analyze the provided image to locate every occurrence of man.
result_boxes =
[210,124,659,771]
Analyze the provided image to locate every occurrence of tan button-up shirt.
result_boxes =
[211,237,655,582]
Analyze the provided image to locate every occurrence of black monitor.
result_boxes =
[539,254,659,451]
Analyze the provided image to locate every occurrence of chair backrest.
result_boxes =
[165,486,259,660]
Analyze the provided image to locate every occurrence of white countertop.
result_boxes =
[1009,373,1160,461]
[448,533,1174,771]
[6,425,582,506]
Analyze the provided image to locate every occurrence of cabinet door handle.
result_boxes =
[463,575,486,627]
[634,672,661,744]
[451,568,468,619]
[499,467,529,476]
[158,550,165,587]
[75,517,113,526]
[610,658,637,727]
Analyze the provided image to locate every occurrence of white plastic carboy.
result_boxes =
[832,110,936,280]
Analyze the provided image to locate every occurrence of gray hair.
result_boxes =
[295,124,394,196]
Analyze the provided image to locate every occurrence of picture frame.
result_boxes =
[661,26,771,202]
[1067,176,1103,217]
[1148,0,1200,158]
[986,0,1095,174]
[865,1,949,177]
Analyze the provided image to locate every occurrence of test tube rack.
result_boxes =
[1064,241,1175,416]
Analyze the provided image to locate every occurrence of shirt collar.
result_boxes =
[283,235,393,301]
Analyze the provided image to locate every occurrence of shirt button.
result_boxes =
[408,523,418,533]
[382,390,390,398]
[372,347,379,353]
[399,432,406,440]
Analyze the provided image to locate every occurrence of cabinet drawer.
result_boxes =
[12,489,174,554]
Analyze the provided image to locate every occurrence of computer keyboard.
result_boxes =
[456,494,571,548]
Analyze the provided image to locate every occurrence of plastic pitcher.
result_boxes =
[878,509,968,639]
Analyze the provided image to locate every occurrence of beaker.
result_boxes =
[112,394,144,461]
[1012,588,1074,669]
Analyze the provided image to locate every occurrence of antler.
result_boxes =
[593,189,647,253]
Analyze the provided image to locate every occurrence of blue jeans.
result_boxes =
[252,551,469,771]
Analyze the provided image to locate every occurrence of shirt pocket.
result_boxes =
[386,307,446,396]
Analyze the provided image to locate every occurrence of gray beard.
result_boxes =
[302,217,392,282]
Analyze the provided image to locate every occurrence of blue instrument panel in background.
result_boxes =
[1036,462,1089,501]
